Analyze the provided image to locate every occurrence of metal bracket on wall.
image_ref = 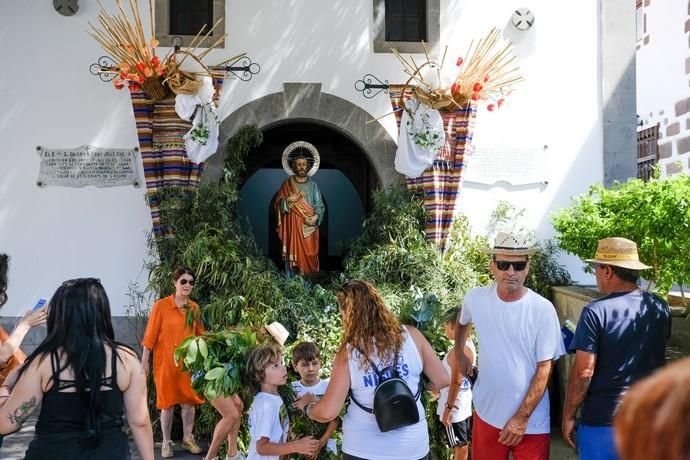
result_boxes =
[354,74,390,99]
[221,54,261,82]
[89,56,118,82]
[89,36,261,84]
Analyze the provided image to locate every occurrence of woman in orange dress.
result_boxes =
[142,267,205,458]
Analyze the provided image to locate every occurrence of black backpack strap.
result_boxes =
[349,388,374,413]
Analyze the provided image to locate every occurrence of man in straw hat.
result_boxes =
[452,232,565,460]
[562,237,671,460]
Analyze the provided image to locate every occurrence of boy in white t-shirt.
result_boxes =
[246,343,319,460]
[291,342,338,458]
[439,308,476,460]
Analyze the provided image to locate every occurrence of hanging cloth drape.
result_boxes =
[129,75,224,236]
[389,85,477,250]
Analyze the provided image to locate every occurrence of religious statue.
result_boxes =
[274,141,325,274]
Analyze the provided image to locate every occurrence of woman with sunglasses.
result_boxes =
[142,267,205,458]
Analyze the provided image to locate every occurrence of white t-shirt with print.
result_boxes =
[291,378,330,398]
[459,285,565,434]
[291,378,337,454]
[247,392,289,460]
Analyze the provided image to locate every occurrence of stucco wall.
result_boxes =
[636,0,690,175]
[1,0,605,317]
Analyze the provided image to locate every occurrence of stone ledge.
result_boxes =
[551,285,601,302]
[0,316,145,356]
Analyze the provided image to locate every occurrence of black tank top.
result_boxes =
[35,350,125,434]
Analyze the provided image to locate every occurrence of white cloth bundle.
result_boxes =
[174,77,220,164]
[394,97,445,178]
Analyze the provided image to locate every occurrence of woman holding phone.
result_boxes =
[0,254,46,384]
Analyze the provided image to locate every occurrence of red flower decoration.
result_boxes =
[456,57,464,66]
[471,93,480,101]
[483,75,490,83]
[129,82,141,91]
[487,104,495,111]
[473,82,483,92]
[113,79,125,90]
[451,82,460,94]
[135,62,147,74]
[497,98,505,107]
[151,56,160,66]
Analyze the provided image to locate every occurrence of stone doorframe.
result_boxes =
[202,83,401,186]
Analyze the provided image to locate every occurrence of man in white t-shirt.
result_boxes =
[454,232,565,460]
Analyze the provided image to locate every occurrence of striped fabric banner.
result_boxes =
[129,76,224,235]
[389,85,477,249]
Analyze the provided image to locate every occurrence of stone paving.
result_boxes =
[0,417,578,460]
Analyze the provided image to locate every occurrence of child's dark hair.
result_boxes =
[443,307,461,324]
[291,342,321,365]
[246,343,283,393]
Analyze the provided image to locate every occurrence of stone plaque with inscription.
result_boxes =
[464,146,549,186]
[36,145,140,188]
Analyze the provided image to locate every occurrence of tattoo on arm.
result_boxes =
[8,397,37,425]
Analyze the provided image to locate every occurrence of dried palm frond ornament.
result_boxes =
[373,27,524,124]
[381,28,524,177]
[88,0,243,101]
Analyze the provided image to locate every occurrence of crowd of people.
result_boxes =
[0,232,687,460]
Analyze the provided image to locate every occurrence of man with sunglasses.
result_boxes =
[454,232,565,460]
[561,238,671,460]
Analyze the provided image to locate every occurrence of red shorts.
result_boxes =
[472,412,550,460]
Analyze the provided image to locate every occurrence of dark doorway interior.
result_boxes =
[238,122,379,272]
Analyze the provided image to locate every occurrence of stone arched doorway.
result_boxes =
[203,83,401,272]
[203,82,400,187]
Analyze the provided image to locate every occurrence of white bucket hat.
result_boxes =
[264,321,289,346]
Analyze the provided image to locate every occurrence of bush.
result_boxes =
[552,174,690,296]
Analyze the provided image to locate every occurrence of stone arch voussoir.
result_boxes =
[202,83,400,186]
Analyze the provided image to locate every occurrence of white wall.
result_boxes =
[636,0,690,175]
[0,0,601,316]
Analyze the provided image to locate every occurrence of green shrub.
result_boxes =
[552,174,690,296]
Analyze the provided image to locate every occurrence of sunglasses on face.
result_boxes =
[178,279,194,286]
[495,260,528,272]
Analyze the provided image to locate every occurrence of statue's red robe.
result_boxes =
[274,177,320,273]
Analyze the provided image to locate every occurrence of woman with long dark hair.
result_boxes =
[0,277,153,459]
[142,267,205,457]
[295,280,449,460]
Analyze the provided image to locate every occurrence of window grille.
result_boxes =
[637,124,659,181]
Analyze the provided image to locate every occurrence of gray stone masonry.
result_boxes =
[204,83,402,188]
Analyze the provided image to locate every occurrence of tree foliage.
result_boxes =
[552,174,690,295]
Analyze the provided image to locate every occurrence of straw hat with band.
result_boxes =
[480,232,536,256]
[585,237,651,271]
